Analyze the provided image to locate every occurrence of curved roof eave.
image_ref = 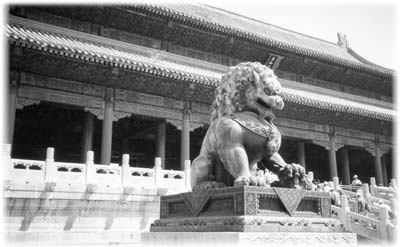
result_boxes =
[5,22,394,122]
[124,4,394,78]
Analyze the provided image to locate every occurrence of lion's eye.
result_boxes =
[264,88,272,95]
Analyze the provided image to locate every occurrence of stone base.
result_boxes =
[151,215,344,232]
[141,231,357,247]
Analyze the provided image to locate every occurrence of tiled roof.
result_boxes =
[6,24,221,86]
[5,22,394,121]
[127,3,393,77]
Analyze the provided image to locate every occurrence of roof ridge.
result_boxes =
[347,47,393,71]
[199,3,339,47]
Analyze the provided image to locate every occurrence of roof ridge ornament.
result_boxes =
[337,32,349,50]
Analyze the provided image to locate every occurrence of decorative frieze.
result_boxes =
[336,127,375,141]
[279,126,329,142]
[275,118,329,133]
[343,85,376,99]
[21,72,105,97]
[116,89,183,110]
[191,102,212,114]
[378,135,393,145]
[115,101,182,120]
[18,86,103,109]
[191,113,210,125]
[303,76,341,91]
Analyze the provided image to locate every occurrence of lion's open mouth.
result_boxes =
[257,98,271,110]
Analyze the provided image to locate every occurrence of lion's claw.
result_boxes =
[234,176,250,187]
[234,176,266,187]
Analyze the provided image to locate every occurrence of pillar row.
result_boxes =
[339,148,351,185]
[328,134,338,180]
[297,141,306,169]
[374,144,384,186]
[180,104,190,171]
[81,112,94,162]
[156,120,166,169]
[100,88,114,165]
[381,155,388,186]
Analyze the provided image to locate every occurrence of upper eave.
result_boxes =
[5,16,394,122]
[124,4,394,78]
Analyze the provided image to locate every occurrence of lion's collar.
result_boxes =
[231,111,276,139]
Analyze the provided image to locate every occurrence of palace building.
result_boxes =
[6,4,394,186]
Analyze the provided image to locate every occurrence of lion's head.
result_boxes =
[211,62,284,122]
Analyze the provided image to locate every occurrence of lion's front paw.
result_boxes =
[276,163,307,189]
[234,176,250,187]
[234,176,266,187]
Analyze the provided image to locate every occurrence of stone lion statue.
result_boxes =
[191,62,307,192]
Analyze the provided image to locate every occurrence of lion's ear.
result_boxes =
[252,70,260,85]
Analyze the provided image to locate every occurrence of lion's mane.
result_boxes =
[210,62,276,122]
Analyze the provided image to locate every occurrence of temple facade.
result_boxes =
[6,4,394,186]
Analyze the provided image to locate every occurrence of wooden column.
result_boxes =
[374,143,384,186]
[100,88,114,165]
[156,120,166,168]
[8,58,21,146]
[328,131,338,180]
[8,88,17,145]
[381,155,388,186]
[297,141,306,169]
[180,104,190,171]
[81,112,94,162]
[340,148,351,185]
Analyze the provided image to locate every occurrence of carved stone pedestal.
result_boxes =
[142,232,357,247]
[142,186,357,246]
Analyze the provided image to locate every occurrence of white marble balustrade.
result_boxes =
[329,188,395,243]
[370,177,397,201]
[3,144,191,193]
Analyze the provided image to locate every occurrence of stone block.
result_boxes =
[157,186,331,220]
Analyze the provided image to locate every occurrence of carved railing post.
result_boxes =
[307,171,314,182]
[361,183,371,204]
[184,159,191,191]
[121,154,131,186]
[85,151,95,184]
[154,157,162,187]
[389,198,396,213]
[44,147,56,182]
[378,205,389,242]
[370,177,377,196]
[340,195,350,230]
[390,178,397,189]
[328,181,334,190]
[333,177,340,191]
